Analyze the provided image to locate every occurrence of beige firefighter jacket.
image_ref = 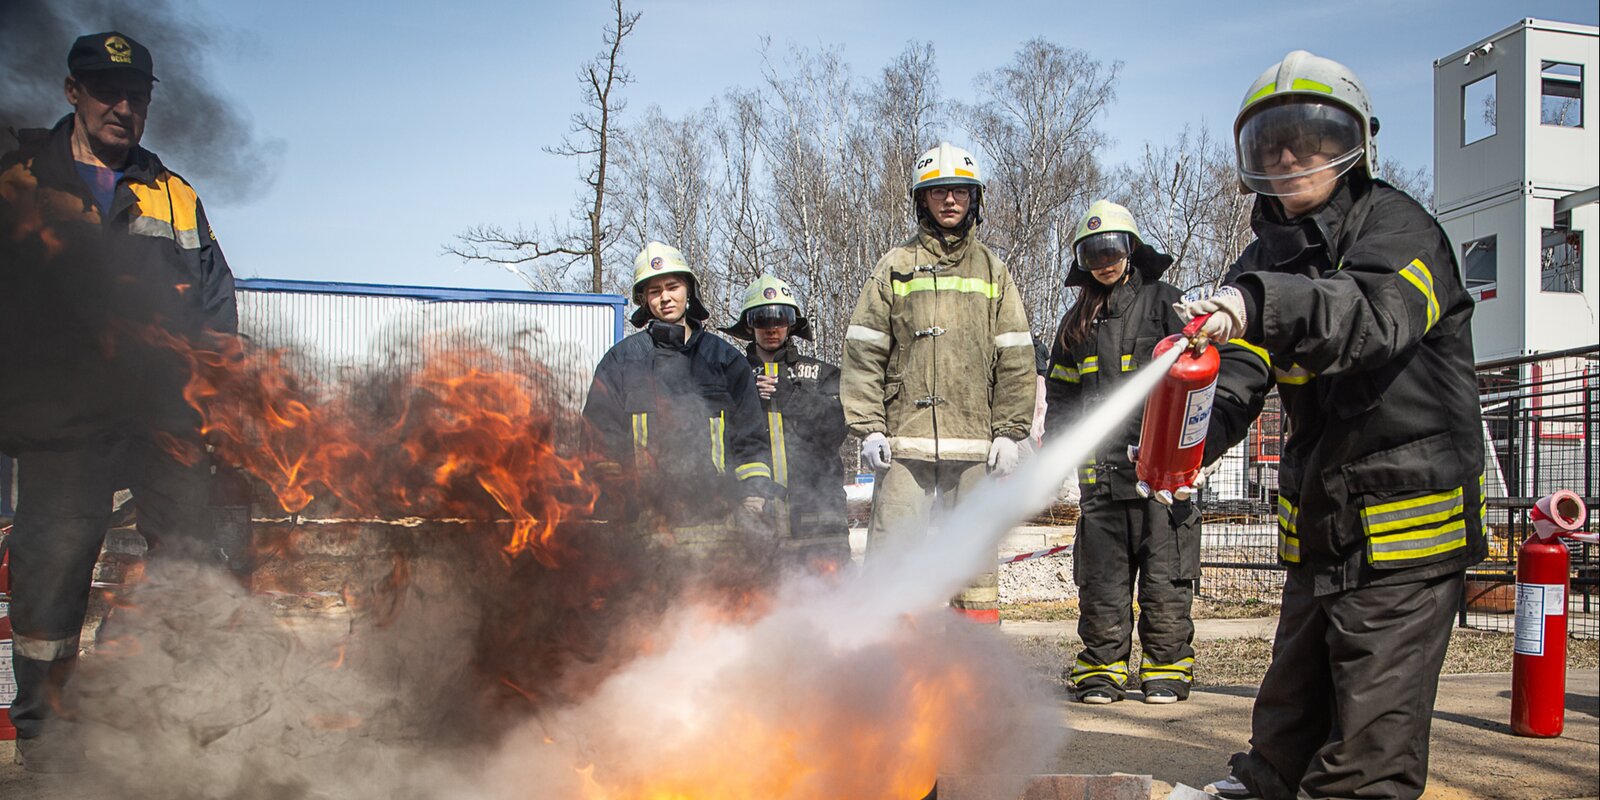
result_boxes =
[841,226,1035,462]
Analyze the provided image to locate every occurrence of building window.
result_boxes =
[1541,62,1583,127]
[1463,73,1497,145]
[1541,217,1582,293]
[1462,236,1497,300]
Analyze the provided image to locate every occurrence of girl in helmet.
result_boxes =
[1043,200,1200,705]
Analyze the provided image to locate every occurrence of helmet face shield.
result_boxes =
[1074,231,1132,271]
[745,304,797,330]
[1237,101,1365,197]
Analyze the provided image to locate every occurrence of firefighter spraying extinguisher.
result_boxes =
[1136,314,1221,505]
[1,547,16,741]
[1513,490,1592,738]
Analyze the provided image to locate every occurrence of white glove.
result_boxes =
[1058,476,1081,505]
[861,432,892,471]
[1173,285,1247,343]
[987,436,1021,477]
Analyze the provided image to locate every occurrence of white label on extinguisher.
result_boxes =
[1513,584,1563,656]
[1178,378,1218,449]
[1,639,15,706]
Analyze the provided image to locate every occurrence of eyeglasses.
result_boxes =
[1249,130,1333,168]
[925,186,972,201]
[74,78,152,108]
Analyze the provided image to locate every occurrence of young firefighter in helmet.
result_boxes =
[1044,201,1200,705]
[840,142,1036,622]
[1175,52,1484,800]
[722,275,851,567]
[581,242,775,544]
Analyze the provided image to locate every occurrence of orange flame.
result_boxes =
[154,332,598,566]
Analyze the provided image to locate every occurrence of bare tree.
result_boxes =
[1118,123,1254,292]
[958,40,1120,331]
[446,0,640,292]
[1383,162,1435,213]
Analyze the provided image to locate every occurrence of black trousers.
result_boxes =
[1230,570,1463,800]
[4,434,214,740]
[1071,493,1200,698]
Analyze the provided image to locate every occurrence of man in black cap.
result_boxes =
[0,31,237,773]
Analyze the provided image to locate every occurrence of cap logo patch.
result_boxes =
[763,287,778,299]
[649,256,663,269]
[105,35,133,63]
[1086,216,1102,230]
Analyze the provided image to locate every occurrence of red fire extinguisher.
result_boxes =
[1135,316,1221,505]
[1,546,16,741]
[1512,490,1590,738]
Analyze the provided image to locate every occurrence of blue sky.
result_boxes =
[179,0,1598,293]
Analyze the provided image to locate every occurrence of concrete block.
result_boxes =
[937,773,1153,800]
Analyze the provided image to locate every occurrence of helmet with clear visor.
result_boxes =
[721,274,813,341]
[1075,231,1134,270]
[1236,100,1365,197]
[1233,50,1378,198]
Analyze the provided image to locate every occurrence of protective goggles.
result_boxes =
[1074,231,1132,271]
[745,304,797,329]
[1237,101,1364,196]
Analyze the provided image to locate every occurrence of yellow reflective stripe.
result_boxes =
[1080,356,1100,375]
[1249,83,1276,103]
[128,176,201,248]
[1071,659,1129,680]
[1079,466,1097,485]
[768,411,788,487]
[1226,338,1271,368]
[631,412,649,451]
[1142,657,1195,673]
[1274,363,1315,385]
[735,462,772,480]
[709,413,726,473]
[918,169,941,182]
[1398,258,1441,332]
[1361,487,1464,535]
[890,275,1000,298]
[1049,364,1080,383]
[1478,474,1487,522]
[1120,354,1135,372]
[1278,495,1301,563]
[1290,77,1333,94]
[953,168,976,178]
[1369,518,1468,563]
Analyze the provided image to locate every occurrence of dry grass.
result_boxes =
[1008,626,1600,689]
[1000,596,1279,623]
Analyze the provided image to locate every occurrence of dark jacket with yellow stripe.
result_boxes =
[1043,247,1185,500]
[0,115,237,454]
[743,344,848,537]
[1206,177,1485,595]
[582,321,776,522]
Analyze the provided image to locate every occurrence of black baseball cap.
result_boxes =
[68,31,157,82]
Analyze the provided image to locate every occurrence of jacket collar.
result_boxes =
[744,341,797,365]
[17,115,165,202]
[914,221,975,266]
[646,318,700,351]
[1249,177,1367,270]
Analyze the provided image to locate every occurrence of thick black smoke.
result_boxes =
[0,0,283,204]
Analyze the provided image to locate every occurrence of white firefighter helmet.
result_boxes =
[911,142,985,195]
[910,142,985,228]
[1071,200,1142,273]
[1233,50,1378,197]
[722,273,813,341]
[629,241,708,327]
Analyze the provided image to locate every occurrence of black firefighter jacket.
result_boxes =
[743,344,849,537]
[1206,177,1486,595]
[1043,247,1185,500]
[0,115,237,455]
[582,321,776,524]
